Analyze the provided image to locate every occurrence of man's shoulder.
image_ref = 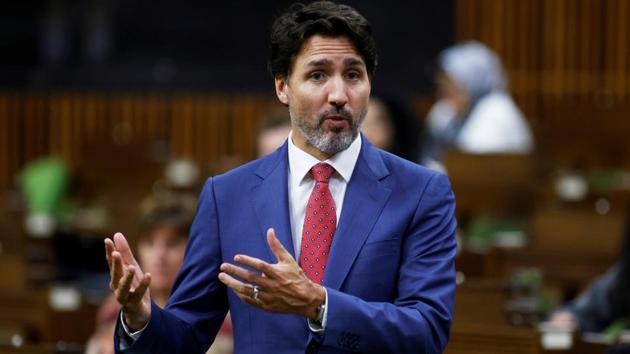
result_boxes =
[364,146,452,205]
[209,149,284,187]
[372,147,442,183]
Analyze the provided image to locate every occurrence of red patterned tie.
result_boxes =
[300,163,336,284]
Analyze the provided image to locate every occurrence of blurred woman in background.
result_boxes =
[86,195,233,354]
[420,41,534,171]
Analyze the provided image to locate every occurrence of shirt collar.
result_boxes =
[287,130,362,186]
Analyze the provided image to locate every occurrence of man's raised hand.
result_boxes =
[218,228,325,320]
[105,232,152,331]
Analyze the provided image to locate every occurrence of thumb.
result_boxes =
[267,228,292,263]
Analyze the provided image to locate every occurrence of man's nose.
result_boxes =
[327,76,348,108]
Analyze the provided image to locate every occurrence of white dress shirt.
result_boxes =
[286,132,361,333]
[287,131,362,258]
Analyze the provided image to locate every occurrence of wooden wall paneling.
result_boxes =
[590,0,602,98]
[503,0,516,78]
[580,0,593,98]
[555,0,567,99]
[540,0,551,99]
[491,0,504,56]
[512,0,530,118]
[0,92,283,201]
[191,95,206,164]
[542,0,557,98]
[22,95,34,164]
[72,94,85,164]
[216,96,231,160]
[615,0,628,100]
[528,0,543,119]
[236,96,262,160]
[0,95,11,189]
[60,94,74,162]
[565,0,577,98]
[204,95,219,163]
[10,94,22,189]
[169,95,182,158]
[197,96,214,167]
[235,97,252,159]
[94,94,110,140]
[145,94,167,139]
[456,0,470,40]
[47,95,61,160]
[604,0,618,101]
[516,0,533,120]
[134,94,147,138]
[23,95,47,163]
[480,0,492,44]
[171,95,195,159]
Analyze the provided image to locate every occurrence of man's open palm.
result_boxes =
[105,232,152,331]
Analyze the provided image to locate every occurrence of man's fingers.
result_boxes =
[127,273,151,305]
[220,263,271,289]
[232,255,275,278]
[219,273,272,308]
[116,265,136,303]
[109,252,124,289]
[218,272,256,297]
[113,232,140,268]
[266,228,292,263]
[104,239,115,268]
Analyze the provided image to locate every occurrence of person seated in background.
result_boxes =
[87,195,232,354]
[256,112,292,157]
[420,41,534,170]
[361,96,421,161]
[549,214,630,334]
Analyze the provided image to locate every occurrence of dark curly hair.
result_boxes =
[269,1,377,79]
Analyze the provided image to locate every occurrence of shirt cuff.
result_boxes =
[307,287,328,333]
[120,310,149,342]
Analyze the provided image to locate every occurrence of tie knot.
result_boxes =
[310,163,335,183]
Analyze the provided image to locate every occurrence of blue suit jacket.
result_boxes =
[116,138,457,354]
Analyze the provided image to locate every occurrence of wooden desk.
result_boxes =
[449,278,610,354]
[447,323,609,354]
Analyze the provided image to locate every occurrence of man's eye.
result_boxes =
[346,71,361,80]
[309,72,324,81]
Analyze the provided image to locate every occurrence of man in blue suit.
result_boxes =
[105,2,457,353]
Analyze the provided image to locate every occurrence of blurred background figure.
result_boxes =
[85,195,233,354]
[361,96,421,161]
[84,195,195,353]
[549,213,630,335]
[420,41,534,170]
[256,111,292,157]
[135,195,195,307]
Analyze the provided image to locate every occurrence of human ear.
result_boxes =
[274,76,289,106]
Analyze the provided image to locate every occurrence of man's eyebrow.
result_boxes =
[305,57,365,68]
[306,59,333,67]
[344,58,365,67]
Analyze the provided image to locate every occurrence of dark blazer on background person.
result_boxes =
[115,137,457,354]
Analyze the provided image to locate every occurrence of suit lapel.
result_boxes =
[249,143,296,261]
[324,140,391,290]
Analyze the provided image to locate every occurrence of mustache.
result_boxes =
[318,108,353,124]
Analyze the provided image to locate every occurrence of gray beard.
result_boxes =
[294,119,359,155]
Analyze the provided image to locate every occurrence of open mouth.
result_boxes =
[324,117,349,129]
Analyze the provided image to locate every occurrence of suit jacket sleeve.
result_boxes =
[319,172,457,354]
[115,178,228,354]
[565,265,619,332]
